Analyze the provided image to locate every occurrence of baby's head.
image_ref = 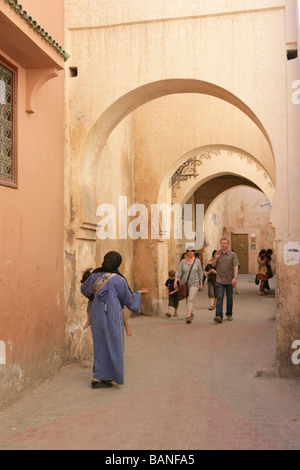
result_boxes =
[81,267,93,283]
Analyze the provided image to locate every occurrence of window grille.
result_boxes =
[0,58,17,187]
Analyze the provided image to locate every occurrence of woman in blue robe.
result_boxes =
[81,251,147,388]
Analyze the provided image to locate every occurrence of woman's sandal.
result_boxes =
[186,313,194,323]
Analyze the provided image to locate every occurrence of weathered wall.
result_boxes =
[274,52,300,377]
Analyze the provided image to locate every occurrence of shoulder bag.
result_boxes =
[177,260,196,301]
[93,273,116,296]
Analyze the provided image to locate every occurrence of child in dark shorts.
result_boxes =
[165,270,179,317]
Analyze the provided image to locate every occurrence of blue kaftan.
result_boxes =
[81,273,141,385]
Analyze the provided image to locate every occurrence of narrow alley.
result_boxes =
[0,274,299,451]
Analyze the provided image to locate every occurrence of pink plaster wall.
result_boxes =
[0,0,65,395]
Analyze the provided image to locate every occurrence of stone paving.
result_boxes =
[0,275,299,450]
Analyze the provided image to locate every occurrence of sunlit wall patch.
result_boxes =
[0,341,6,365]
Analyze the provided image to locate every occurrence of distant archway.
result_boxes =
[203,185,274,274]
[158,146,275,208]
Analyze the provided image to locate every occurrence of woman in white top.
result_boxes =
[174,248,204,323]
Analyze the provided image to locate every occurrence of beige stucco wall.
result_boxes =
[65,0,300,376]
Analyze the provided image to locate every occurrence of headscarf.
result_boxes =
[93,251,122,274]
[93,251,133,293]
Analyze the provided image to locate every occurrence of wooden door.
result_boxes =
[231,234,249,274]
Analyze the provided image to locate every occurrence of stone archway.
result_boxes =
[78,80,275,226]
[169,147,274,206]
[68,82,276,322]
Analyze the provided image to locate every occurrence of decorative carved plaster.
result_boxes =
[170,149,274,196]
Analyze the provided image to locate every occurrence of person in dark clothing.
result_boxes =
[165,270,179,317]
[81,251,147,388]
[204,250,217,310]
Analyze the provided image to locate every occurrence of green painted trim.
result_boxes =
[5,0,70,61]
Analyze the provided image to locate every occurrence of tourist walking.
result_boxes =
[204,250,217,310]
[81,251,147,388]
[257,249,268,295]
[211,238,239,323]
[174,247,203,324]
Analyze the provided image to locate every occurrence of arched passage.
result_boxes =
[79,80,275,225]
[156,144,275,311]
[68,78,277,358]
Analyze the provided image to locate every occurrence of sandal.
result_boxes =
[186,313,194,323]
